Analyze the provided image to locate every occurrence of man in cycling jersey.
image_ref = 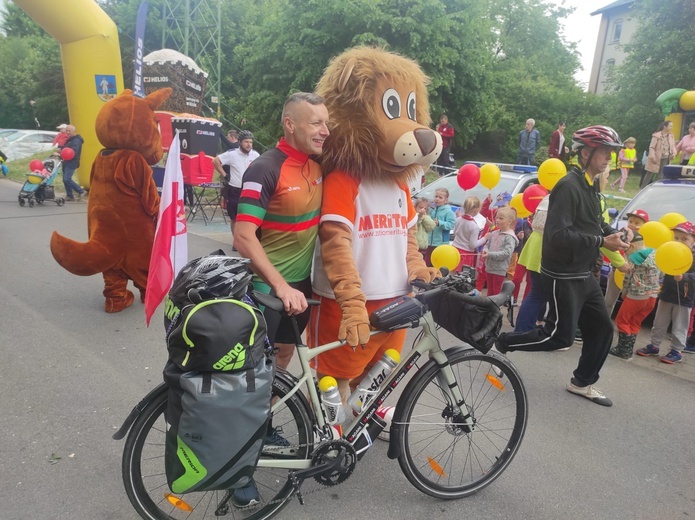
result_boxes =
[496,126,629,407]
[234,92,329,370]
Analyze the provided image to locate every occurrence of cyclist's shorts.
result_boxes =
[307,294,406,380]
[253,278,312,345]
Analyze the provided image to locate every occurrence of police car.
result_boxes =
[603,165,695,305]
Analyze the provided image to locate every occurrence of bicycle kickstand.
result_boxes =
[288,471,306,505]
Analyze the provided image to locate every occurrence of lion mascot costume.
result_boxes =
[309,47,442,392]
[50,88,172,313]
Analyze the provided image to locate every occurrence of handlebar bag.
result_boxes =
[428,289,502,353]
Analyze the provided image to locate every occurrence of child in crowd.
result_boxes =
[425,188,456,266]
[605,209,649,315]
[608,233,659,360]
[415,197,435,257]
[476,192,512,290]
[451,196,487,270]
[509,211,532,304]
[611,137,637,192]
[636,221,695,363]
[481,207,518,296]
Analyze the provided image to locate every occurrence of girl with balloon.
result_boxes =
[451,196,488,270]
[635,221,695,363]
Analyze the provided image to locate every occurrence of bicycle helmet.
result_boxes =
[571,125,623,151]
[168,251,253,307]
[237,130,254,141]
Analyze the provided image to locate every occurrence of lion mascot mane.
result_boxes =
[50,88,172,313]
[308,47,441,384]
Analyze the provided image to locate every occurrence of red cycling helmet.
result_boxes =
[572,125,623,151]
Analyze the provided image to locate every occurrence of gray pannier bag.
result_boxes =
[162,252,273,493]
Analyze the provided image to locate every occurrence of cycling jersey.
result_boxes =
[236,138,323,283]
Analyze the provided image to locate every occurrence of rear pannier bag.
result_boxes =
[163,297,272,493]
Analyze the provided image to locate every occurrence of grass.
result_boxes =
[2,150,66,190]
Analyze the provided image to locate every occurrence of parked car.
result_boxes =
[412,162,539,213]
[0,129,21,140]
[1,130,58,162]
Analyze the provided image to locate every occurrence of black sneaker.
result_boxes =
[232,479,260,509]
[574,329,583,344]
[265,426,290,447]
[494,335,509,355]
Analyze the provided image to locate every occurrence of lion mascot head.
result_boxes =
[316,46,442,183]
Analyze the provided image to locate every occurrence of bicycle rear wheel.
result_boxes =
[122,377,313,520]
[397,348,527,499]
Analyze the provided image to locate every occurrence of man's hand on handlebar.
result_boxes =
[275,284,308,315]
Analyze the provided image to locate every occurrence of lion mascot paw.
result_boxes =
[309,46,442,381]
[50,88,172,313]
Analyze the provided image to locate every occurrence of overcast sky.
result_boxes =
[553,0,613,88]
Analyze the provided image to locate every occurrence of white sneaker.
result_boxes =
[566,379,612,407]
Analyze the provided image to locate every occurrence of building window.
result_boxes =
[606,59,616,68]
[612,20,622,43]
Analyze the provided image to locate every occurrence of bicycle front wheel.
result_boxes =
[397,348,528,499]
[121,377,313,520]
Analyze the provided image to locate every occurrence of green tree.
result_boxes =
[607,0,695,154]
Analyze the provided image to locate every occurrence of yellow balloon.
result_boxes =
[431,244,461,271]
[613,269,624,290]
[537,158,567,190]
[479,163,501,190]
[510,193,531,218]
[640,221,673,249]
[659,212,687,231]
[655,241,694,276]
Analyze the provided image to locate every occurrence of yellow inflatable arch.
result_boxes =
[15,0,124,188]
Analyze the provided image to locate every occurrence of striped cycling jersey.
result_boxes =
[236,138,323,283]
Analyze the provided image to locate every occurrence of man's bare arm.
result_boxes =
[234,220,308,314]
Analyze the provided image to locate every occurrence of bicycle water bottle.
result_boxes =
[319,376,347,426]
[347,349,401,414]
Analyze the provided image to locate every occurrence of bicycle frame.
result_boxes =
[257,308,469,470]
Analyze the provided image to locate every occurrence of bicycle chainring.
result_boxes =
[311,439,357,486]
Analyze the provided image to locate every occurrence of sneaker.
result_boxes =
[494,335,509,355]
[660,350,683,364]
[683,345,695,354]
[78,190,88,200]
[265,426,290,447]
[636,344,660,357]
[574,330,583,344]
[232,479,260,509]
[557,346,571,351]
[566,379,613,407]
[65,197,76,202]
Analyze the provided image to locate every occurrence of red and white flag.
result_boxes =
[144,131,188,325]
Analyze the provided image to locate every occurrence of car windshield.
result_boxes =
[413,173,526,208]
[4,132,28,143]
[615,182,695,225]
[0,130,19,139]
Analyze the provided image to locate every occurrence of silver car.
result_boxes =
[1,130,59,162]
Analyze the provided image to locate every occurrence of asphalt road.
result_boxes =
[1,178,694,520]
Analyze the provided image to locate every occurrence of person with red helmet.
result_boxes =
[495,125,630,407]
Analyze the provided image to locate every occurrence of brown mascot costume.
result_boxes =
[308,47,442,397]
[50,88,172,313]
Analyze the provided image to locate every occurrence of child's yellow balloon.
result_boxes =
[479,163,501,190]
[538,158,567,190]
[639,221,673,249]
[655,241,693,276]
[431,244,461,271]
[659,212,687,231]
[510,193,531,218]
[613,269,624,290]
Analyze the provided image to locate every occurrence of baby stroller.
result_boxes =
[18,156,65,207]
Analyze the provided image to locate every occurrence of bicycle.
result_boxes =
[114,269,528,519]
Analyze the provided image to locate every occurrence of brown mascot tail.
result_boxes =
[50,206,128,276]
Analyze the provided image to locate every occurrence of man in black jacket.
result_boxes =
[497,126,629,406]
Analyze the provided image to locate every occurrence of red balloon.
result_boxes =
[29,159,44,172]
[61,147,75,161]
[457,164,481,190]
[522,184,548,213]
